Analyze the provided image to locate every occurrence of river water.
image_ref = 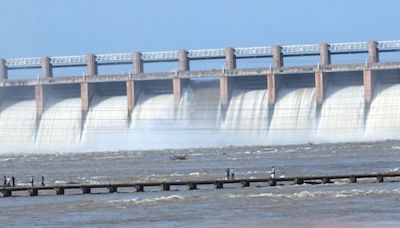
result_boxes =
[1,140,400,227]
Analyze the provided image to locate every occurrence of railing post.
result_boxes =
[367,40,379,63]
[41,56,52,79]
[224,47,236,70]
[132,52,143,74]
[178,49,189,71]
[319,43,331,65]
[0,58,7,80]
[272,45,283,68]
[86,54,97,76]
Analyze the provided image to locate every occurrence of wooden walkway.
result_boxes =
[1,172,399,198]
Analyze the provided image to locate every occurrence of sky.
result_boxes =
[0,0,399,59]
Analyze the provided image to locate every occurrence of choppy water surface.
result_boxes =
[1,141,400,227]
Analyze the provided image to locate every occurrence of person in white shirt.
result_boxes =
[270,166,276,179]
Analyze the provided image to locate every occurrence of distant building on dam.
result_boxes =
[1,40,400,152]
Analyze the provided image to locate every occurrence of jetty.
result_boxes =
[1,172,399,198]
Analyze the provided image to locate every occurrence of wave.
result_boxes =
[227,188,400,200]
[107,195,184,206]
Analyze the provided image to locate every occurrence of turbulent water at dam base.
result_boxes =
[1,141,400,227]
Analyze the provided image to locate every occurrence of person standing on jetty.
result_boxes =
[41,176,45,186]
[226,168,230,180]
[270,166,276,179]
[11,176,15,187]
[230,168,235,179]
[6,176,11,187]
[3,176,6,187]
[30,176,34,186]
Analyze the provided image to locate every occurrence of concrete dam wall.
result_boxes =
[1,40,400,152]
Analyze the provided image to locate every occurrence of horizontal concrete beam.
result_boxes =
[0,62,400,87]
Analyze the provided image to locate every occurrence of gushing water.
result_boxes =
[317,85,365,141]
[35,97,81,151]
[0,99,36,152]
[1,77,400,152]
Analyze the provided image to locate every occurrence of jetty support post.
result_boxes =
[28,188,38,196]
[134,184,144,192]
[241,181,250,188]
[187,183,197,190]
[108,185,118,193]
[377,176,384,183]
[294,177,304,185]
[161,183,170,191]
[1,189,11,197]
[214,181,223,189]
[81,186,91,194]
[268,179,277,186]
[55,187,65,195]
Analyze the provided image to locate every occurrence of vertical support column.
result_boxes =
[173,78,182,108]
[132,52,143,74]
[363,67,374,106]
[267,72,278,106]
[220,75,229,109]
[272,45,283,68]
[315,70,326,108]
[126,79,136,113]
[0,58,7,80]
[41,56,52,79]
[224,47,236,70]
[367,40,379,64]
[81,82,91,115]
[178,49,189,71]
[319,43,331,65]
[35,84,44,120]
[86,54,97,77]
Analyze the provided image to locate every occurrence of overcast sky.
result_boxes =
[0,0,399,58]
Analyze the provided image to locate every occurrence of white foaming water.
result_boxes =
[35,97,81,151]
[82,95,128,151]
[0,99,36,152]
[269,87,316,143]
[222,89,268,144]
[127,92,175,149]
[365,83,400,138]
[317,85,365,140]
[3,78,400,152]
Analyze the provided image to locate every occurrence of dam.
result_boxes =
[1,40,400,152]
